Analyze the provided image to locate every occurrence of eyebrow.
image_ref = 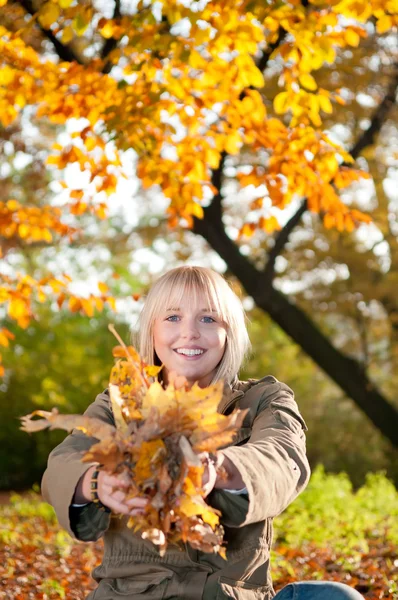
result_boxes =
[166,307,217,312]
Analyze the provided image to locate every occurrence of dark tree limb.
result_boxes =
[195,44,398,446]
[101,0,122,74]
[202,151,227,225]
[349,61,398,161]
[253,0,309,75]
[255,28,287,76]
[19,0,84,64]
[263,200,308,284]
[193,215,398,447]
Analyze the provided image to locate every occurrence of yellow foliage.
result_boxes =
[21,336,246,555]
[38,2,60,29]
[1,0,395,366]
[299,73,317,91]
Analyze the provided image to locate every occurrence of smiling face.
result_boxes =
[153,292,227,388]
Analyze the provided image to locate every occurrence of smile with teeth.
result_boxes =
[175,348,205,356]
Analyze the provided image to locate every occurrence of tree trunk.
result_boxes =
[194,217,398,447]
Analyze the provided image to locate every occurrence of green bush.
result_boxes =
[274,465,398,553]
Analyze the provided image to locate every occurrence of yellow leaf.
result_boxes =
[98,281,109,294]
[179,496,219,529]
[299,73,317,91]
[260,215,280,233]
[18,224,30,239]
[58,0,73,7]
[0,66,14,86]
[61,26,74,44]
[68,296,82,313]
[318,94,333,114]
[248,65,265,89]
[37,289,47,303]
[324,213,335,229]
[0,328,14,347]
[107,296,117,311]
[187,202,204,219]
[38,2,60,29]
[205,148,220,169]
[345,29,360,47]
[274,92,289,114]
[144,365,163,378]
[100,21,116,39]
[376,15,392,34]
[73,14,89,36]
[81,298,94,317]
[8,298,30,328]
[134,439,166,483]
[224,131,241,155]
[240,223,255,238]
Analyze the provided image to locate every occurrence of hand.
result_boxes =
[74,467,148,516]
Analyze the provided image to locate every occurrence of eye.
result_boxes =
[166,314,180,322]
[201,316,216,323]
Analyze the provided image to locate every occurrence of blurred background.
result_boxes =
[0,0,397,493]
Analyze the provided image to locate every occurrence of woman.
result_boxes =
[42,266,364,600]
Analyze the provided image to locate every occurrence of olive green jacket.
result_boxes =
[41,376,310,600]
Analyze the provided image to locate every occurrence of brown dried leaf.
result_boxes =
[82,439,127,472]
[190,408,248,452]
[20,409,116,439]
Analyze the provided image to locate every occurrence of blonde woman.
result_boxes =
[42,266,364,600]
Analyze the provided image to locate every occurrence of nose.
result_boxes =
[181,319,200,339]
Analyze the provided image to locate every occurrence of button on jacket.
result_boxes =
[41,375,311,600]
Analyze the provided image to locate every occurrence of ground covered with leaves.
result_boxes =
[0,467,397,600]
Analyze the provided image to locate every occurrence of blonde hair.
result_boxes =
[137,266,250,384]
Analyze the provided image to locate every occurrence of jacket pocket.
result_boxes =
[99,571,172,598]
[217,576,271,600]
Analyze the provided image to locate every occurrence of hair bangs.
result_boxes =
[158,268,227,323]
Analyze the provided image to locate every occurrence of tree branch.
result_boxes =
[19,0,84,64]
[349,61,398,161]
[263,200,308,284]
[203,151,227,225]
[193,216,398,446]
[204,1,311,250]
[254,0,309,75]
[255,28,287,76]
[101,0,122,74]
[205,21,291,223]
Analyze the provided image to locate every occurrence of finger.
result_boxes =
[104,497,133,515]
[125,497,148,509]
[129,508,146,516]
[102,474,130,489]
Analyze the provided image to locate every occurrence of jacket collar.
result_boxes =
[218,377,244,414]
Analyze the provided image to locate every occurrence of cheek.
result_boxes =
[153,323,174,352]
[153,323,165,351]
[212,328,227,352]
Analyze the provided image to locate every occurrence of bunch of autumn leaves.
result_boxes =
[21,327,246,556]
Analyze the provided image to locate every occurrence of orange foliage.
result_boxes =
[0,0,396,365]
[21,332,247,556]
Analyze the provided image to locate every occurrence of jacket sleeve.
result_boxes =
[41,390,113,541]
[208,380,310,528]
